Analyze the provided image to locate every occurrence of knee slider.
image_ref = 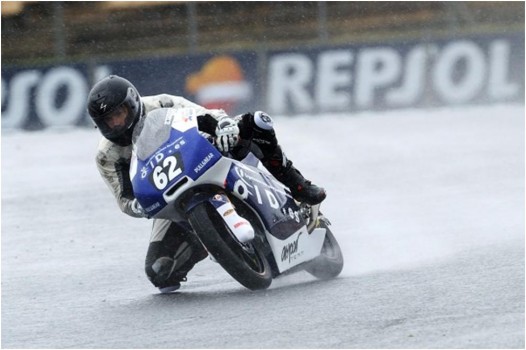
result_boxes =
[148,256,175,285]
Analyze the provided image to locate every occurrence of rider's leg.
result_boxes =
[237,111,326,205]
[145,219,208,293]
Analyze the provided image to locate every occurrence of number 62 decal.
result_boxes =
[150,153,184,190]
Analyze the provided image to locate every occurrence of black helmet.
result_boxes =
[87,75,143,146]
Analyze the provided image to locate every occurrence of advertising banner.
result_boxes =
[265,33,524,115]
[1,52,258,130]
[2,33,523,130]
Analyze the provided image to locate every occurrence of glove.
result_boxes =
[131,198,148,218]
[215,117,240,153]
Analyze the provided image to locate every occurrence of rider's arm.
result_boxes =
[141,94,227,136]
[95,138,144,218]
[142,94,226,119]
[196,114,219,135]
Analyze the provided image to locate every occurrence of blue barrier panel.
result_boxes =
[265,33,524,115]
[2,33,523,130]
[1,52,259,130]
[1,64,91,129]
[103,51,258,116]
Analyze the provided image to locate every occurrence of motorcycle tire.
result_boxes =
[188,202,272,290]
[305,222,344,280]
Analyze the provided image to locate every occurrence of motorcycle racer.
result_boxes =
[87,75,326,293]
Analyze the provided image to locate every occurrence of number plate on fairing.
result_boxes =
[130,108,221,217]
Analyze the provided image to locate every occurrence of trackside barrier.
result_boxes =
[1,33,523,130]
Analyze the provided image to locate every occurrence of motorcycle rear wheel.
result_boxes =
[305,221,344,280]
[188,202,272,290]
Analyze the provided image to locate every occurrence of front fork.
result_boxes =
[207,193,255,243]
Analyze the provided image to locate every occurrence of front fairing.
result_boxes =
[130,108,221,217]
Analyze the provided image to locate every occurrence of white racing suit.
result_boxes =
[95,94,226,289]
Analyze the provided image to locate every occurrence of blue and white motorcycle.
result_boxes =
[130,108,343,290]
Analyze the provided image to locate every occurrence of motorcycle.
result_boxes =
[130,107,343,290]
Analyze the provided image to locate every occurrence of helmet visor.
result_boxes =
[95,104,133,139]
[103,105,129,130]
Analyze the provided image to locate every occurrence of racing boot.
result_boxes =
[280,163,327,205]
[264,146,326,205]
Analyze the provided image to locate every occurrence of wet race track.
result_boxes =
[2,104,524,348]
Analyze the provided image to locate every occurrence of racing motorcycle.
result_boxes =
[130,108,343,290]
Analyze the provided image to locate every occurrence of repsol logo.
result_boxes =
[266,37,523,114]
[281,234,301,263]
[2,65,111,129]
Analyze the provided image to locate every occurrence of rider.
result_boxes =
[87,75,326,293]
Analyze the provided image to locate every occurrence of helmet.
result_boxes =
[87,75,143,146]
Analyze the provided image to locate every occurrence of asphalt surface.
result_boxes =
[2,104,524,348]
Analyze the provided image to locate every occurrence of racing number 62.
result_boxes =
[152,154,183,190]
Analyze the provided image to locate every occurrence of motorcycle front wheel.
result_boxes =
[188,202,272,290]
